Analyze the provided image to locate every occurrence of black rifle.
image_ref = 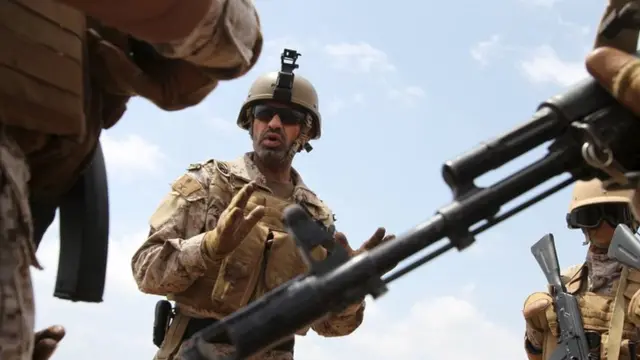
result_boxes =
[178,31,640,359]
[531,234,593,360]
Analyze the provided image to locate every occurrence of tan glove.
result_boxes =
[334,228,396,272]
[334,227,395,257]
[202,181,265,260]
[627,287,640,325]
[32,325,65,360]
[523,292,553,354]
[586,47,640,116]
[330,228,395,315]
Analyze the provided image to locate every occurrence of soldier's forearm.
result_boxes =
[593,0,639,52]
[149,0,262,79]
[131,232,209,295]
[58,0,212,43]
[311,300,365,337]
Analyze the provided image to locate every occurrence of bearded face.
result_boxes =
[250,101,305,168]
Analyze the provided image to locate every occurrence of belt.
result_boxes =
[182,317,295,353]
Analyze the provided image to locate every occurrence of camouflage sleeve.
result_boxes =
[594,0,639,52]
[131,165,218,295]
[58,0,214,43]
[311,301,366,337]
[151,0,263,80]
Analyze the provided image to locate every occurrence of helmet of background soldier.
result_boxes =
[567,178,634,213]
[567,178,640,234]
[236,71,322,142]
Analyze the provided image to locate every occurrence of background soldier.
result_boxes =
[1,0,263,359]
[131,51,394,360]
[522,179,640,360]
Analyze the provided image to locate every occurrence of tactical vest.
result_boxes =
[0,0,86,137]
[543,265,640,360]
[168,160,332,335]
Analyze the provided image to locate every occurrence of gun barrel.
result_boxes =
[442,77,615,193]
[370,147,580,273]
[442,107,561,192]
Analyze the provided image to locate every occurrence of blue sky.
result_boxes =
[31,0,621,358]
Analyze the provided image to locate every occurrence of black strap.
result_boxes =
[182,317,295,353]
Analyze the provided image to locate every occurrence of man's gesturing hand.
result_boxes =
[202,181,266,259]
[334,227,396,257]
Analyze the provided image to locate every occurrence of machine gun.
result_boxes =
[179,51,640,359]
[531,234,595,360]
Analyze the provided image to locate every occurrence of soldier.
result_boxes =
[131,50,395,360]
[1,1,263,360]
[522,179,640,360]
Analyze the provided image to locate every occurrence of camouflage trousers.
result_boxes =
[0,130,39,360]
[170,342,294,360]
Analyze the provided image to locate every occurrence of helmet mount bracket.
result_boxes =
[273,49,301,103]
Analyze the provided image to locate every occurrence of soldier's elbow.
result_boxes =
[149,86,212,112]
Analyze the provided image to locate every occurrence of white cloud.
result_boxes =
[470,35,503,67]
[296,290,525,360]
[327,99,346,115]
[34,222,148,298]
[353,93,366,104]
[555,14,590,38]
[324,42,396,73]
[387,86,426,106]
[519,45,587,86]
[100,133,167,177]
[32,221,161,359]
[206,117,238,133]
[519,0,562,7]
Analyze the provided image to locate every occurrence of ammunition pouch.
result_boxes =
[54,141,109,302]
[154,300,174,348]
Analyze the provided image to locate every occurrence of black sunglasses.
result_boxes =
[566,203,634,229]
[252,104,307,125]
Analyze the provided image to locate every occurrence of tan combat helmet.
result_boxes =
[567,178,639,238]
[236,49,321,157]
[567,178,634,213]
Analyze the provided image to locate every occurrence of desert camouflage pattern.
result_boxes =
[0,130,40,360]
[524,248,640,360]
[586,249,623,295]
[525,250,624,351]
[133,152,364,359]
[152,0,261,72]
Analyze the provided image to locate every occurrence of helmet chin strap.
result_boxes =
[286,114,313,161]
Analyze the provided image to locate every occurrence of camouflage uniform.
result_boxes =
[132,154,365,360]
[131,56,384,359]
[1,0,263,359]
[523,179,640,360]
